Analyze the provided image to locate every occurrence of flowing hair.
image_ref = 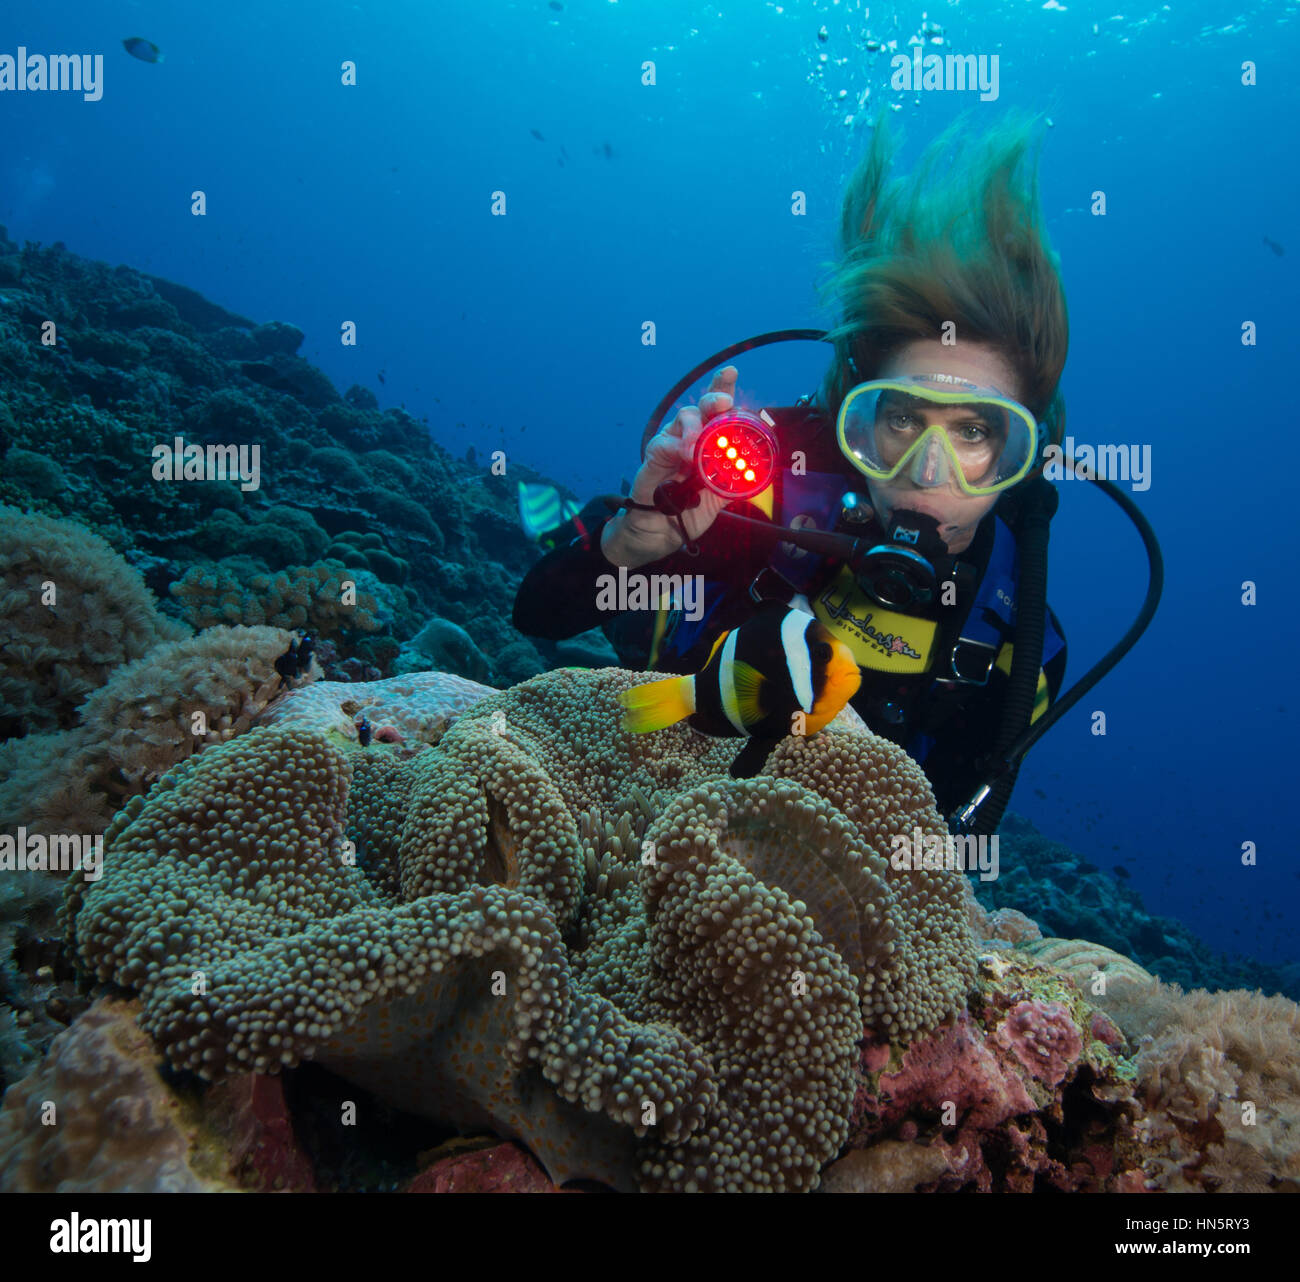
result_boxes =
[817,111,1069,452]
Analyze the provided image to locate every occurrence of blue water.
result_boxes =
[3,0,1296,966]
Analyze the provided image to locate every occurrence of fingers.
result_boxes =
[633,429,691,504]
[708,365,739,395]
[664,365,738,436]
[681,366,739,462]
[644,423,693,476]
[675,406,702,461]
[635,365,741,503]
[698,365,738,423]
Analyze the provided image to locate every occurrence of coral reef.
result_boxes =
[4,232,1296,1197]
[982,813,1300,1000]
[0,871,66,1089]
[61,667,975,1192]
[170,561,381,639]
[839,943,1141,1192]
[0,999,229,1192]
[0,625,305,844]
[0,504,188,735]
[256,670,493,746]
[7,685,1295,1193]
[403,1141,567,1193]
[823,903,1300,1194]
[0,998,320,1193]
[394,615,492,684]
[1105,980,1300,1192]
[0,229,561,684]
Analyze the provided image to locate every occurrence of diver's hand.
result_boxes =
[601,366,738,569]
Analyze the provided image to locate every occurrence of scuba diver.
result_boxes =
[513,114,1161,836]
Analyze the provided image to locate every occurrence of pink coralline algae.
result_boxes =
[867,1013,1036,1134]
[206,1074,317,1193]
[403,1142,568,1194]
[847,1015,1044,1192]
[1088,1008,1124,1051]
[840,973,1113,1192]
[993,999,1084,1087]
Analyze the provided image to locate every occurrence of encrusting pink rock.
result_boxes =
[869,1013,1036,1133]
[993,999,1085,1088]
[404,1141,571,1193]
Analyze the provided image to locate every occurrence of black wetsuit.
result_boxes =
[513,402,1066,818]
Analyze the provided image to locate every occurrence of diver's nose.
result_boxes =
[906,433,949,487]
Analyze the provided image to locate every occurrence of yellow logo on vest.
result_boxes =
[814,566,936,674]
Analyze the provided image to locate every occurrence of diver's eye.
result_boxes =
[955,420,992,442]
[885,412,922,433]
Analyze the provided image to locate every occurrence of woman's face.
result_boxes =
[863,340,1025,555]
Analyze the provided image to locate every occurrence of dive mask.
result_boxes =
[837,373,1039,497]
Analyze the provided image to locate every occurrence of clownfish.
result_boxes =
[620,606,862,778]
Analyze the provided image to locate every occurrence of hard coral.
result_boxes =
[1023,936,1157,1001]
[191,506,330,570]
[822,1139,953,1192]
[0,999,229,1192]
[0,625,302,844]
[0,505,188,733]
[395,615,492,683]
[257,670,492,746]
[63,667,977,1192]
[170,560,380,638]
[843,943,1141,1192]
[993,999,1084,1088]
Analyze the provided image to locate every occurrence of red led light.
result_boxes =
[694,411,777,500]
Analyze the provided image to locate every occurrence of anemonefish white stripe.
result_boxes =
[718,628,747,733]
[781,609,815,713]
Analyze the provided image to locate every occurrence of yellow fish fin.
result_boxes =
[729,661,767,725]
[620,675,696,733]
[704,629,730,666]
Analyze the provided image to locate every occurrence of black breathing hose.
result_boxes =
[962,476,1057,837]
[950,466,1164,834]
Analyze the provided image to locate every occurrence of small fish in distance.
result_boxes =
[274,633,315,689]
[123,37,163,63]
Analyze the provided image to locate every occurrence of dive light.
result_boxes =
[653,409,779,514]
